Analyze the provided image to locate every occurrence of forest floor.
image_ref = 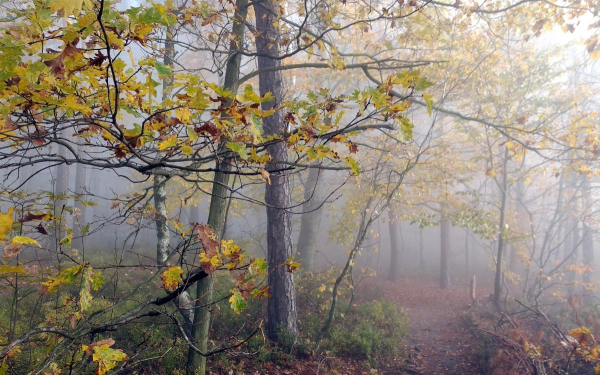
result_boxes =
[209,275,493,374]
[365,276,492,375]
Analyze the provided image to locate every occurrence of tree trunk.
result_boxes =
[493,146,509,310]
[465,229,469,276]
[189,203,200,225]
[581,176,594,285]
[186,1,248,372]
[72,160,86,250]
[254,0,298,341]
[440,213,451,290]
[296,166,325,271]
[567,220,580,296]
[419,227,426,272]
[54,146,70,249]
[388,208,400,282]
[154,176,170,266]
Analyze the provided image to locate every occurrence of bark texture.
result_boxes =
[254,0,298,341]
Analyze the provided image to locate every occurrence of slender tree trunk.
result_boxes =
[186,1,248,372]
[388,208,400,282]
[493,146,509,310]
[465,229,470,276]
[581,176,594,285]
[254,0,298,341]
[296,166,325,271]
[440,213,451,290]
[189,203,200,225]
[54,146,70,248]
[567,220,581,296]
[154,176,170,266]
[72,159,86,250]
[419,227,426,272]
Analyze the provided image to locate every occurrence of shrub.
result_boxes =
[327,299,408,365]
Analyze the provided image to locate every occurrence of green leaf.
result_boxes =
[41,263,86,293]
[229,289,247,314]
[345,157,360,175]
[226,142,248,160]
[251,257,267,274]
[396,117,413,141]
[423,93,433,116]
[81,223,91,235]
[83,339,128,375]
[60,228,73,248]
[415,76,434,91]
[154,61,172,79]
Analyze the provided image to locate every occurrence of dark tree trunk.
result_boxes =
[440,213,451,290]
[254,0,298,341]
[296,166,325,271]
[388,208,400,282]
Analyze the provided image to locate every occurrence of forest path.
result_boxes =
[365,276,490,375]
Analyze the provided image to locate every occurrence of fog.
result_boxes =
[1,0,600,374]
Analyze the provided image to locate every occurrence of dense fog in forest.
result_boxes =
[0,0,599,374]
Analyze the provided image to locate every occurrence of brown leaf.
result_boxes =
[348,142,358,154]
[195,224,220,274]
[3,243,22,258]
[44,42,80,78]
[89,51,106,67]
[36,223,49,235]
[196,122,219,141]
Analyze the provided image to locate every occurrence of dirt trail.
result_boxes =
[365,277,490,375]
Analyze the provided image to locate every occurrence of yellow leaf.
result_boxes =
[181,144,193,156]
[157,135,178,151]
[175,107,192,124]
[49,0,92,16]
[83,339,128,375]
[486,168,497,178]
[11,236,41,247]
[0,207,14,240]
[259,169,271,185]
[0,265,26,274]
[160,266,183,292]
[423,93,433,116]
